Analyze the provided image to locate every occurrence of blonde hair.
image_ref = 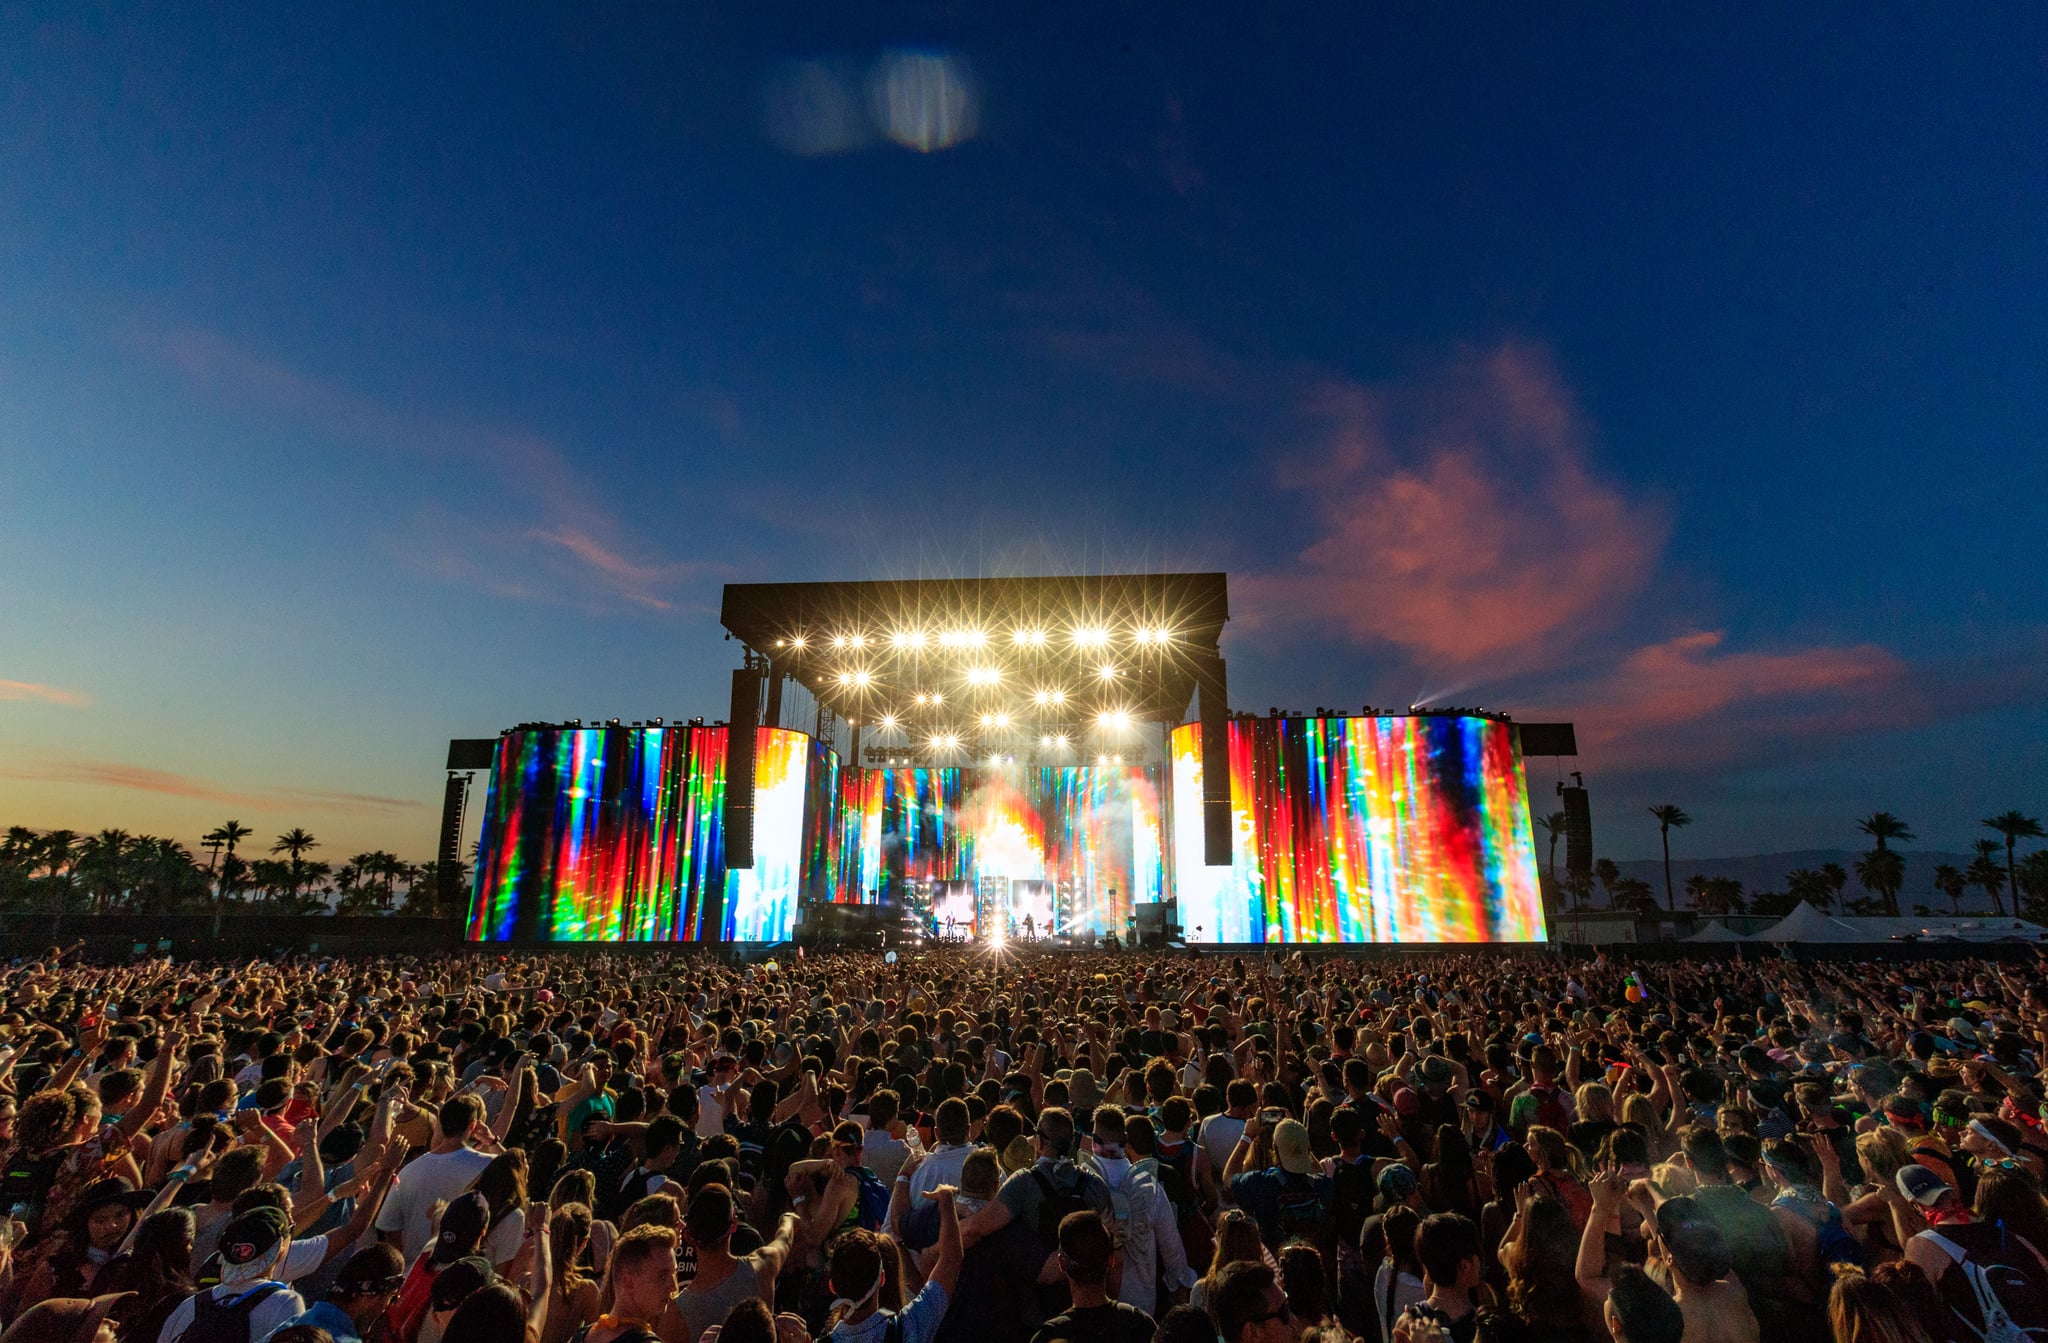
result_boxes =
[1575,1083,1614,1124]
[1857,1129,1911,1184]
[1651,1161,1698,1196]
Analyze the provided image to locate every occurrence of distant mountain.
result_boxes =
[1605,849,1999,911]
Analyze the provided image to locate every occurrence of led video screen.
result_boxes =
[1169,716,1545,943]
[466,726,811,943]
[836,765,1163,937]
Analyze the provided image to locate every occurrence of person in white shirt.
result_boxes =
[1199,1081,1257,1175]
[907,1099,974,1206]
[1081,1108,1194,1316]
[858,1090,919,1183]
[157,1207,305,1343]
[373,1095,493,1260]
[697,1056,740,1140]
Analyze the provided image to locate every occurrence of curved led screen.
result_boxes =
[465,725,809,943]
[1169,715,1545,943]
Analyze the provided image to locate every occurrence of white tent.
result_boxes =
[1686,921,1754,942]
[1751,902,2048,943]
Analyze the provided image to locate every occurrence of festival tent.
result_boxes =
[1750,901,2047,943]
[1685,921,1755,942]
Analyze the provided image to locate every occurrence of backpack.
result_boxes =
[171,1283,286,1343]
[1031,1168,1095,1247]
[1152,1137,1194,1205]
[852,1167,892,1232]
[0,1148,66,1227]
[1923,1225,2048,1343]
[1331,1156,1375,1247]
[1274,1172,1332,1249]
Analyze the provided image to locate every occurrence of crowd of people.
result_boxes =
[0,942,2046,1343]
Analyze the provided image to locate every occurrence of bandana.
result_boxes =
[829,1260,888,1319]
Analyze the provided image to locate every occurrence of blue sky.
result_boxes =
[2,5,2045,867]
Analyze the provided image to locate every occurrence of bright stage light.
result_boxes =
[1073,626,1109,648]
[837,672,853,686]
[851,670,872,688]
[891,630,926,651]
[992,712,1010,728]
[1055,734,1070,748]
[966,666,1001,687]
[930,691,944,706]
[979,713,994,727]
[1098,663,1118,680]
[913,693,930,707]
[932,733,959,750]
[849,633,868,649]
[789,635,806,651]
[1096,753,1109,765]
[1039,734,1053,747]
[879,714,898,730]
[1098,709,1131,730]
[832,635,848,650]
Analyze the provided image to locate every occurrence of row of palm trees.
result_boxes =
[1537,805,2048,919]
[0,822,465,928]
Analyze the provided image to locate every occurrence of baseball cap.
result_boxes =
[432,1191,491,1266]
[220,1206,290,1268]
[1896,1164,1952,1206]
[430,1257,498,1313]
[1378,1163,1419,1202]
[1273,1119,1315,1175]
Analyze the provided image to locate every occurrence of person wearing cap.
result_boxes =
[952,1108,1114,1267]
[0,1293,131,1343]
[385,1191,490,1343]
[261,1241,406,1343]
[416,1256,497,1343]
[1880,1161,2048,1339]
[154,1206,304,1343]
[1221,1117,1331,1250]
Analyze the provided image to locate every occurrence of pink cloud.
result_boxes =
[0,758,421,815]
[1240,345,1665,670]
[0,680,91,708]
[1526,629,1908,770]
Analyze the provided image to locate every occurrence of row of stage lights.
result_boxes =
[827,667,1119,691]
[850,707,1135,739]
[873,751,1128,766]
[775,624,1175,654]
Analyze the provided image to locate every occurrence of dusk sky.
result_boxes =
[3,7,2045,868]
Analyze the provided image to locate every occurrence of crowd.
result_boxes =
[0,942,2045,1343]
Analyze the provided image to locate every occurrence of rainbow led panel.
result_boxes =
[465,726,811,942]
[1169,716,1545,943]
[836,765,1163,937]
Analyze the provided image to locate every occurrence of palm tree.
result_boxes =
[1968,840,2008,916]
[38,830,77,880]
[1538,811,1567,885]
[2,826,38,865]
[1983,812,2046,917]
[78,829,131,914]
[209,819,252,936]
[1786,867,1832,912]
[1647,805,1692,913]
[271,828,319,900]
[1854,847,1905,917]
[1933,863,1968,915]
[1593,857,1621,909]
[2018,851,2048,923]
[1857,813,1915,851]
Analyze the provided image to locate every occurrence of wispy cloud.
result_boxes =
[145,324,709,613]
[0,680,92,707]
[0,758,422,816]
[1237,344,1667,673]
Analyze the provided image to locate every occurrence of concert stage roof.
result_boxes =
[719,573,1230,728]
